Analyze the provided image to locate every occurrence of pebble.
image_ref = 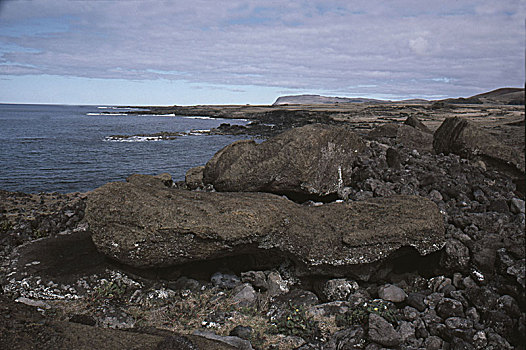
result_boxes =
[211,272,241,289]
[378,284,407,303]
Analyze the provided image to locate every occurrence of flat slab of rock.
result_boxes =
[85,175,445,276]
[203,124,366,200]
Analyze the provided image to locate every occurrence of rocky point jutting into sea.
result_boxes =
[0,88,525,349]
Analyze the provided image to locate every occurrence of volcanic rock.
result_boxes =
[85,174,445,276]
[433,117,525,192]
[185,166,205,189]
[367,123,433,152]
[378,284,407,303]
[368,313,401,347]
[203,124,366,201]
[404,115,432,134]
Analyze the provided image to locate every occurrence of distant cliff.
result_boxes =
[273,94,387,105]
[273,88,524,106]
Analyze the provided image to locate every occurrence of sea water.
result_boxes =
[0,104,250,193]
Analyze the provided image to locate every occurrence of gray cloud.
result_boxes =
[0,0,524,99]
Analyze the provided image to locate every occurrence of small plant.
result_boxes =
[271,304,320,340]
[93,280,127,302]
[336,299,398,327]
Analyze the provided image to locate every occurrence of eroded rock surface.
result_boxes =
[203,124,366,200]
[433,117,525,175]
[367,123,433,153]
[85,174,445,275]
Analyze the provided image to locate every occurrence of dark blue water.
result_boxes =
[0,104,250,193]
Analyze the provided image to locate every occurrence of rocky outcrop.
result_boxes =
[433,117,525,193]
[185,166,205,189]
[203,124,366,201]
[367,123,433,152]
[85,174,445,277]
[404,115,432,134]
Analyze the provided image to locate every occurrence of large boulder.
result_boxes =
[433,117,525,193]
[404,115,432,134]
[85,175,445,277]
[203,124,366,201]
[367,123,433,152]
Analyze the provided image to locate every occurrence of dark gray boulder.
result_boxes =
[85,174,445,276]
[203,124,366,200]
[368,313,401,347]
[185,166,205,189]
[433,117,525,194]
[368,123,434,152]
[404,115,432,134]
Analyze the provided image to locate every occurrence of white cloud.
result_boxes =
[409,37,430,56]
[0,0,524,101]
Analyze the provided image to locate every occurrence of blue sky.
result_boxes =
[0,0,524,105]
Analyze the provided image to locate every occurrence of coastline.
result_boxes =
[0,102,524,349]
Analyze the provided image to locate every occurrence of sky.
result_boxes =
[0,0,524,105]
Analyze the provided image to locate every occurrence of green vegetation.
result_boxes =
[93,280,127,302]
[271,304,320,340]
[336,299,399,327]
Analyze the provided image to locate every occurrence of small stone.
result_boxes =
[473,330,487,349]
[241,271,268,291]
[378,284,407,303]
[231,283,257,308]
[440,239,470,271]
[437,298,464,318]
[406,292,426,312]
[171,276,201,293]
[452,273,463,288]
[445,317,473,329]
[326,326,366,349]
[428,276,453,293]
[474,160,486,171]
[462,276,477,289]
[368,313,401,347]
[308,301,349,318]
[465,307,480,323]
[402,306,419,321]
[211,272,241,289]
[424,335,443,350]
[185,166,205,189]
[323,278,359,301]
[425,292,445,310]
[398,320,416,342]
[510,198,525,214]
[472,189,487,203]
[15,297,50,309]
[266,271,289,297]
[450,337,476,349]
[386,148,401,169]
[229,325,253,340]
[429,189,443,202]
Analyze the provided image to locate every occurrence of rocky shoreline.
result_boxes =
[1,108,524,349]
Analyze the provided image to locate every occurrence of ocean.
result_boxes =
[0,104,250,193]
